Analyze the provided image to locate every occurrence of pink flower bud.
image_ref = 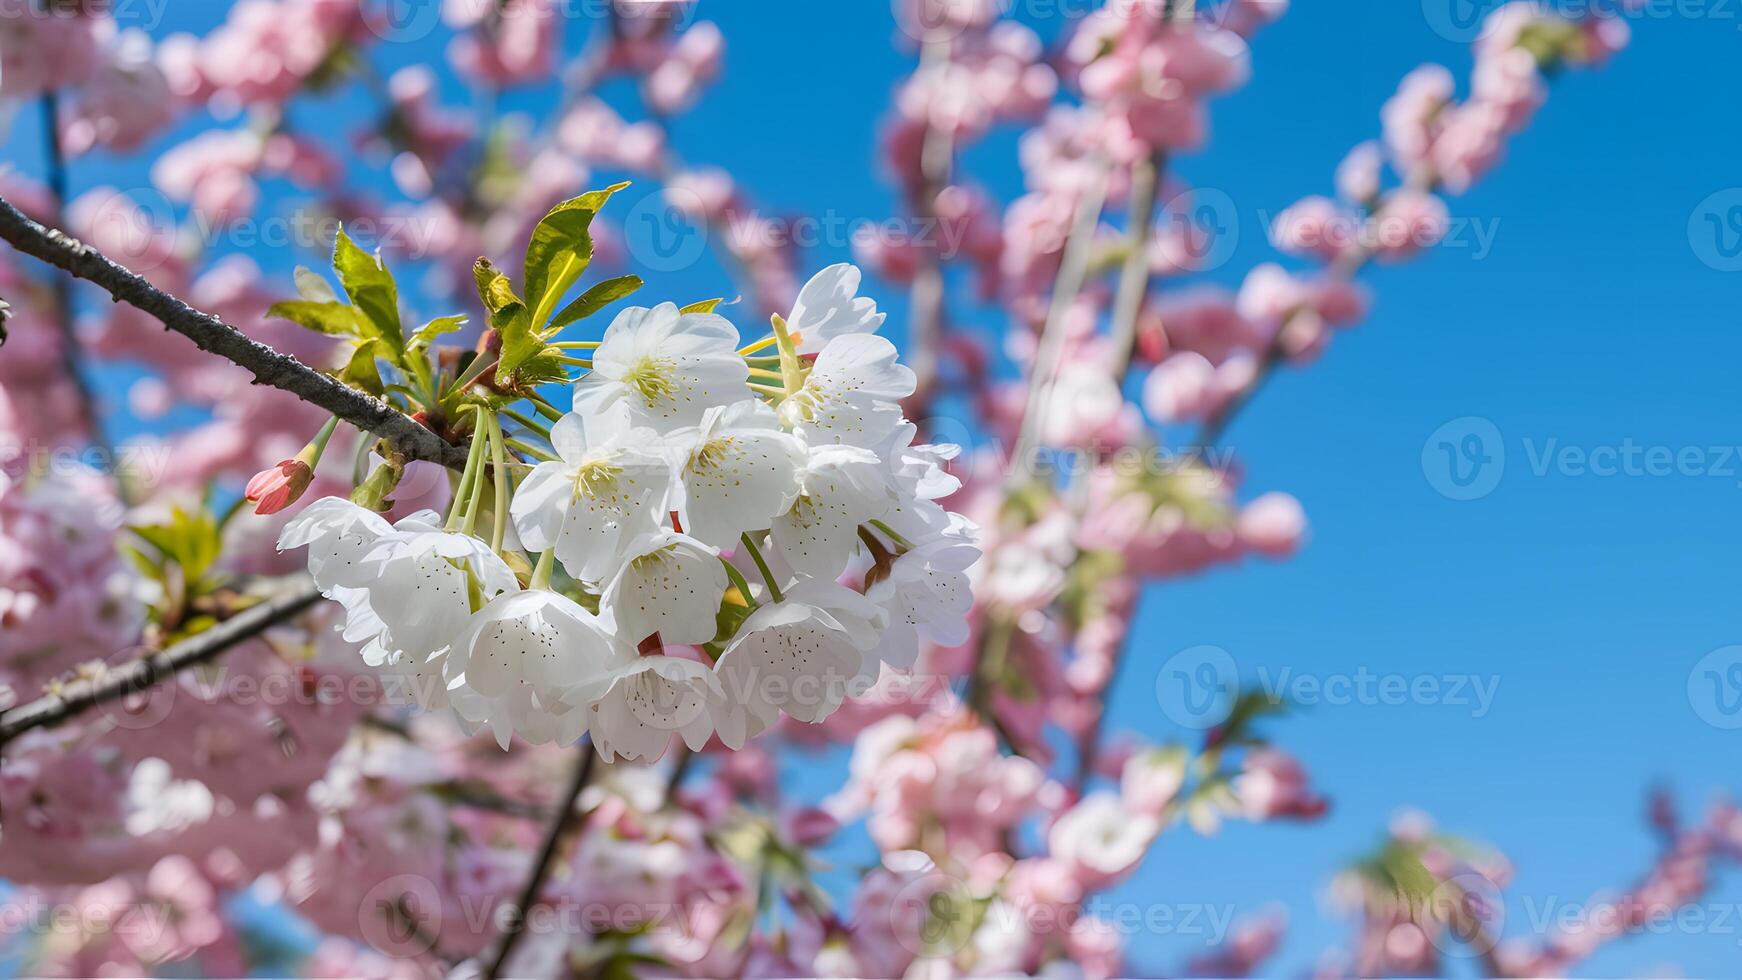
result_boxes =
[244,458,314,515]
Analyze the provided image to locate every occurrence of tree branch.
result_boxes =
[479,742,597,980]
[0,195,471,470]
[0,583,323,748]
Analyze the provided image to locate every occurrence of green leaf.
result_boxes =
[267,300,368,338]
[548,274,642,331]
[680,298,724,314]
[522,183,629,328]
[294,265,340,303]
[409,315,467,352]
[339,339,387,395]
[494,307,545,385]
[332,226,404,352]
[473,258,525,322]
[131,504,224,584]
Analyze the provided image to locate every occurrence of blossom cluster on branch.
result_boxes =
[0,0,1719,978]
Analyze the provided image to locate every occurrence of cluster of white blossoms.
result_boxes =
[280,265,979,760]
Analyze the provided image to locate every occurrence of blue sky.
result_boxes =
[7,1,1742,975]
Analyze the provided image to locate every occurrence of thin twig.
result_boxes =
[479,743,597,980]
[0,196,471,470]
[0,583,323,748]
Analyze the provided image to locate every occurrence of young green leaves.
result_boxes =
[268,227,438,399]
[476,183,642,393]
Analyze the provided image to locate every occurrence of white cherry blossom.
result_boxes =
[276,496,396,599]
[358,511,519,659]
[863,516,980,672]
[779,334,915,449]
[572,302,749,432]
[782,262,886,354]
[600,530,728,646]
[510,410,673,585]
[586,654,723,762]
[668,399,804,551]
[770,444,895,580]
[713,585,880,747]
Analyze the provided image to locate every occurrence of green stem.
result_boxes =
[554,355,593,368]
[719,557,760,609]
[462,408,491,536]
[526,393,566,423]
[551,340,601,350]
[739,533,784,604]
[530,548,557,590]
[445,409,490,531]
[502,407,553,440]
[505,437,557,462]
[488,412,510,552]
[869,519,914,551]
[307,415,341,460]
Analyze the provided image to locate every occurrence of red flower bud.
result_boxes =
[244,458,315,515]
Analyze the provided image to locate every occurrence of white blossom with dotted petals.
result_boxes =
[779,334,915,449]
[770,444,895,580]
[669,399,804,550]
[586,654,723,762]
[510,410,673,585]
[863,516,980,672]
[359,512,519,659]
[600,530,728,646]
[572,302,749,433]
[276,497,395,599]
[713,590,876,747]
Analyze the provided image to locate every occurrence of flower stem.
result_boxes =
[719,557,760,609]
[739,532,784,604]
[526,393,566,423]
[738,335,780,356]
[302,415,341,469]
[502,407,553,440]
[488,412,510,552]
[462,408,492,536]
[869,519,914,551]
[554,355,593,368]
[530,548,556,590]
[748,382,787,399]
[505,437,557,462]
[445,408,491,531]
[551,340,601,350]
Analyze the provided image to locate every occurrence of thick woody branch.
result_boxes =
[0,583,323,748]
[0,196,471,471]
